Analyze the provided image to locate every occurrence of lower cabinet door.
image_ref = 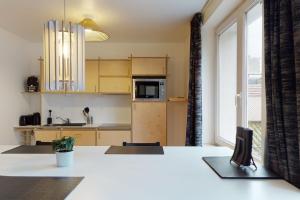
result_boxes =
[61,130,96,146]
[132,102,167,146]
[34,130,60,142]
[97,131,131,146]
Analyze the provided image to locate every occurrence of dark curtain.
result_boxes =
[264,0,300,188]
[186,13,202,146]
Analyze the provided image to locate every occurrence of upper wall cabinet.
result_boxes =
[85,60,99,93]
[132,57,167,76]
[99,59,132,94]
[100,60,131,77]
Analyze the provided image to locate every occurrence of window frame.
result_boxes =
[215,0,265,162]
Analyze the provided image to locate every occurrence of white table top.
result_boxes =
[0,145,298,200]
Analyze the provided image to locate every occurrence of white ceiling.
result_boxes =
[0,0,208,43]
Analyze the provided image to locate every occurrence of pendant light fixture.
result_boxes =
[43,0,85,92]
[79,18,109,42]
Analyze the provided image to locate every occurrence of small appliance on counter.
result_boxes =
[47,110,52,125]
[83,107,93,124]
[25,76,39,92]
[19,112,41,126]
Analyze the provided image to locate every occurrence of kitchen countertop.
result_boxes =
[14,123,131,131]
[0,145,298,200]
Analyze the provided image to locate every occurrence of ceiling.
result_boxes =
[0,0,208,43]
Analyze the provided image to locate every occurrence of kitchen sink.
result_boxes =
[44,123,86,127]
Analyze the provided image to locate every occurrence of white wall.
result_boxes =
[0,27,31,144]
[201,23,216,144]
[41,94,131,125]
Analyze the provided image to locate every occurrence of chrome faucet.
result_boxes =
[56,117,70,124]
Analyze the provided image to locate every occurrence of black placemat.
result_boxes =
[0,176,83,200]
[203,156,280,179]
[2,145,54,154]
[105,146,164,155]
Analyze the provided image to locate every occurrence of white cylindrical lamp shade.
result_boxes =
[43,20,85,91]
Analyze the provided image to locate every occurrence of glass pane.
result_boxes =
[218,23,237,144]
[246,3,263,156]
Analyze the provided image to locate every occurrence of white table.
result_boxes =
[0,146,298,200]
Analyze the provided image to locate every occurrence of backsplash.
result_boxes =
[41,94,131,125]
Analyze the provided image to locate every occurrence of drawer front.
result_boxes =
[34,130,60,142]
[97,131,131,146]
[61,131,96,146]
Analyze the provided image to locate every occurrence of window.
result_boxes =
[216,1,264,160]
[217,22,238,145]
[246,2,263,156]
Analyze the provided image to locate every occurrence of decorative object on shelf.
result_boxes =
[43,0,85,92]
[53,136,75,167]
[26,76,39,92]
[79,18,109,42]
[230,127,257,170]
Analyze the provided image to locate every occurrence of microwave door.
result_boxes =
[136,81,159,99]
[145,85,158,98]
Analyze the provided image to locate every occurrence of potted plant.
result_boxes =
[52,137,75,167]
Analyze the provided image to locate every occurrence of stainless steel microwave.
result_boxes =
[133,77,166,101]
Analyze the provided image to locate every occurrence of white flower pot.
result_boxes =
[56,151,74,167]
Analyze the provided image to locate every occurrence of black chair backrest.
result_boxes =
[36,141,53,146]
[122,142,160,147]
[230,127,255,167]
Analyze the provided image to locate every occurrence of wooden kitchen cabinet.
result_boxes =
[85,60,99,93]
[99,59,131,77]
[99,59,132,94]
[132,102,167,145]
[61,130,96,146]
[34,130,60,142]
[99,77,131,94]
[132,57,167,76]
[97,131,131,146]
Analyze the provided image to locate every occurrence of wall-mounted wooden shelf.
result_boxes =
[21,92,41,94]
[168,97,188,102]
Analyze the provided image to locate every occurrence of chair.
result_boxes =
[36,141,53,146]
[122,142,160,146]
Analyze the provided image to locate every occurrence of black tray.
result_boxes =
[0,176,83,200]
[203,156,280,179]
[2,145,54,154]
[105,146,164,155]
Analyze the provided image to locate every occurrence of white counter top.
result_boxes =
[0,146,298,200]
